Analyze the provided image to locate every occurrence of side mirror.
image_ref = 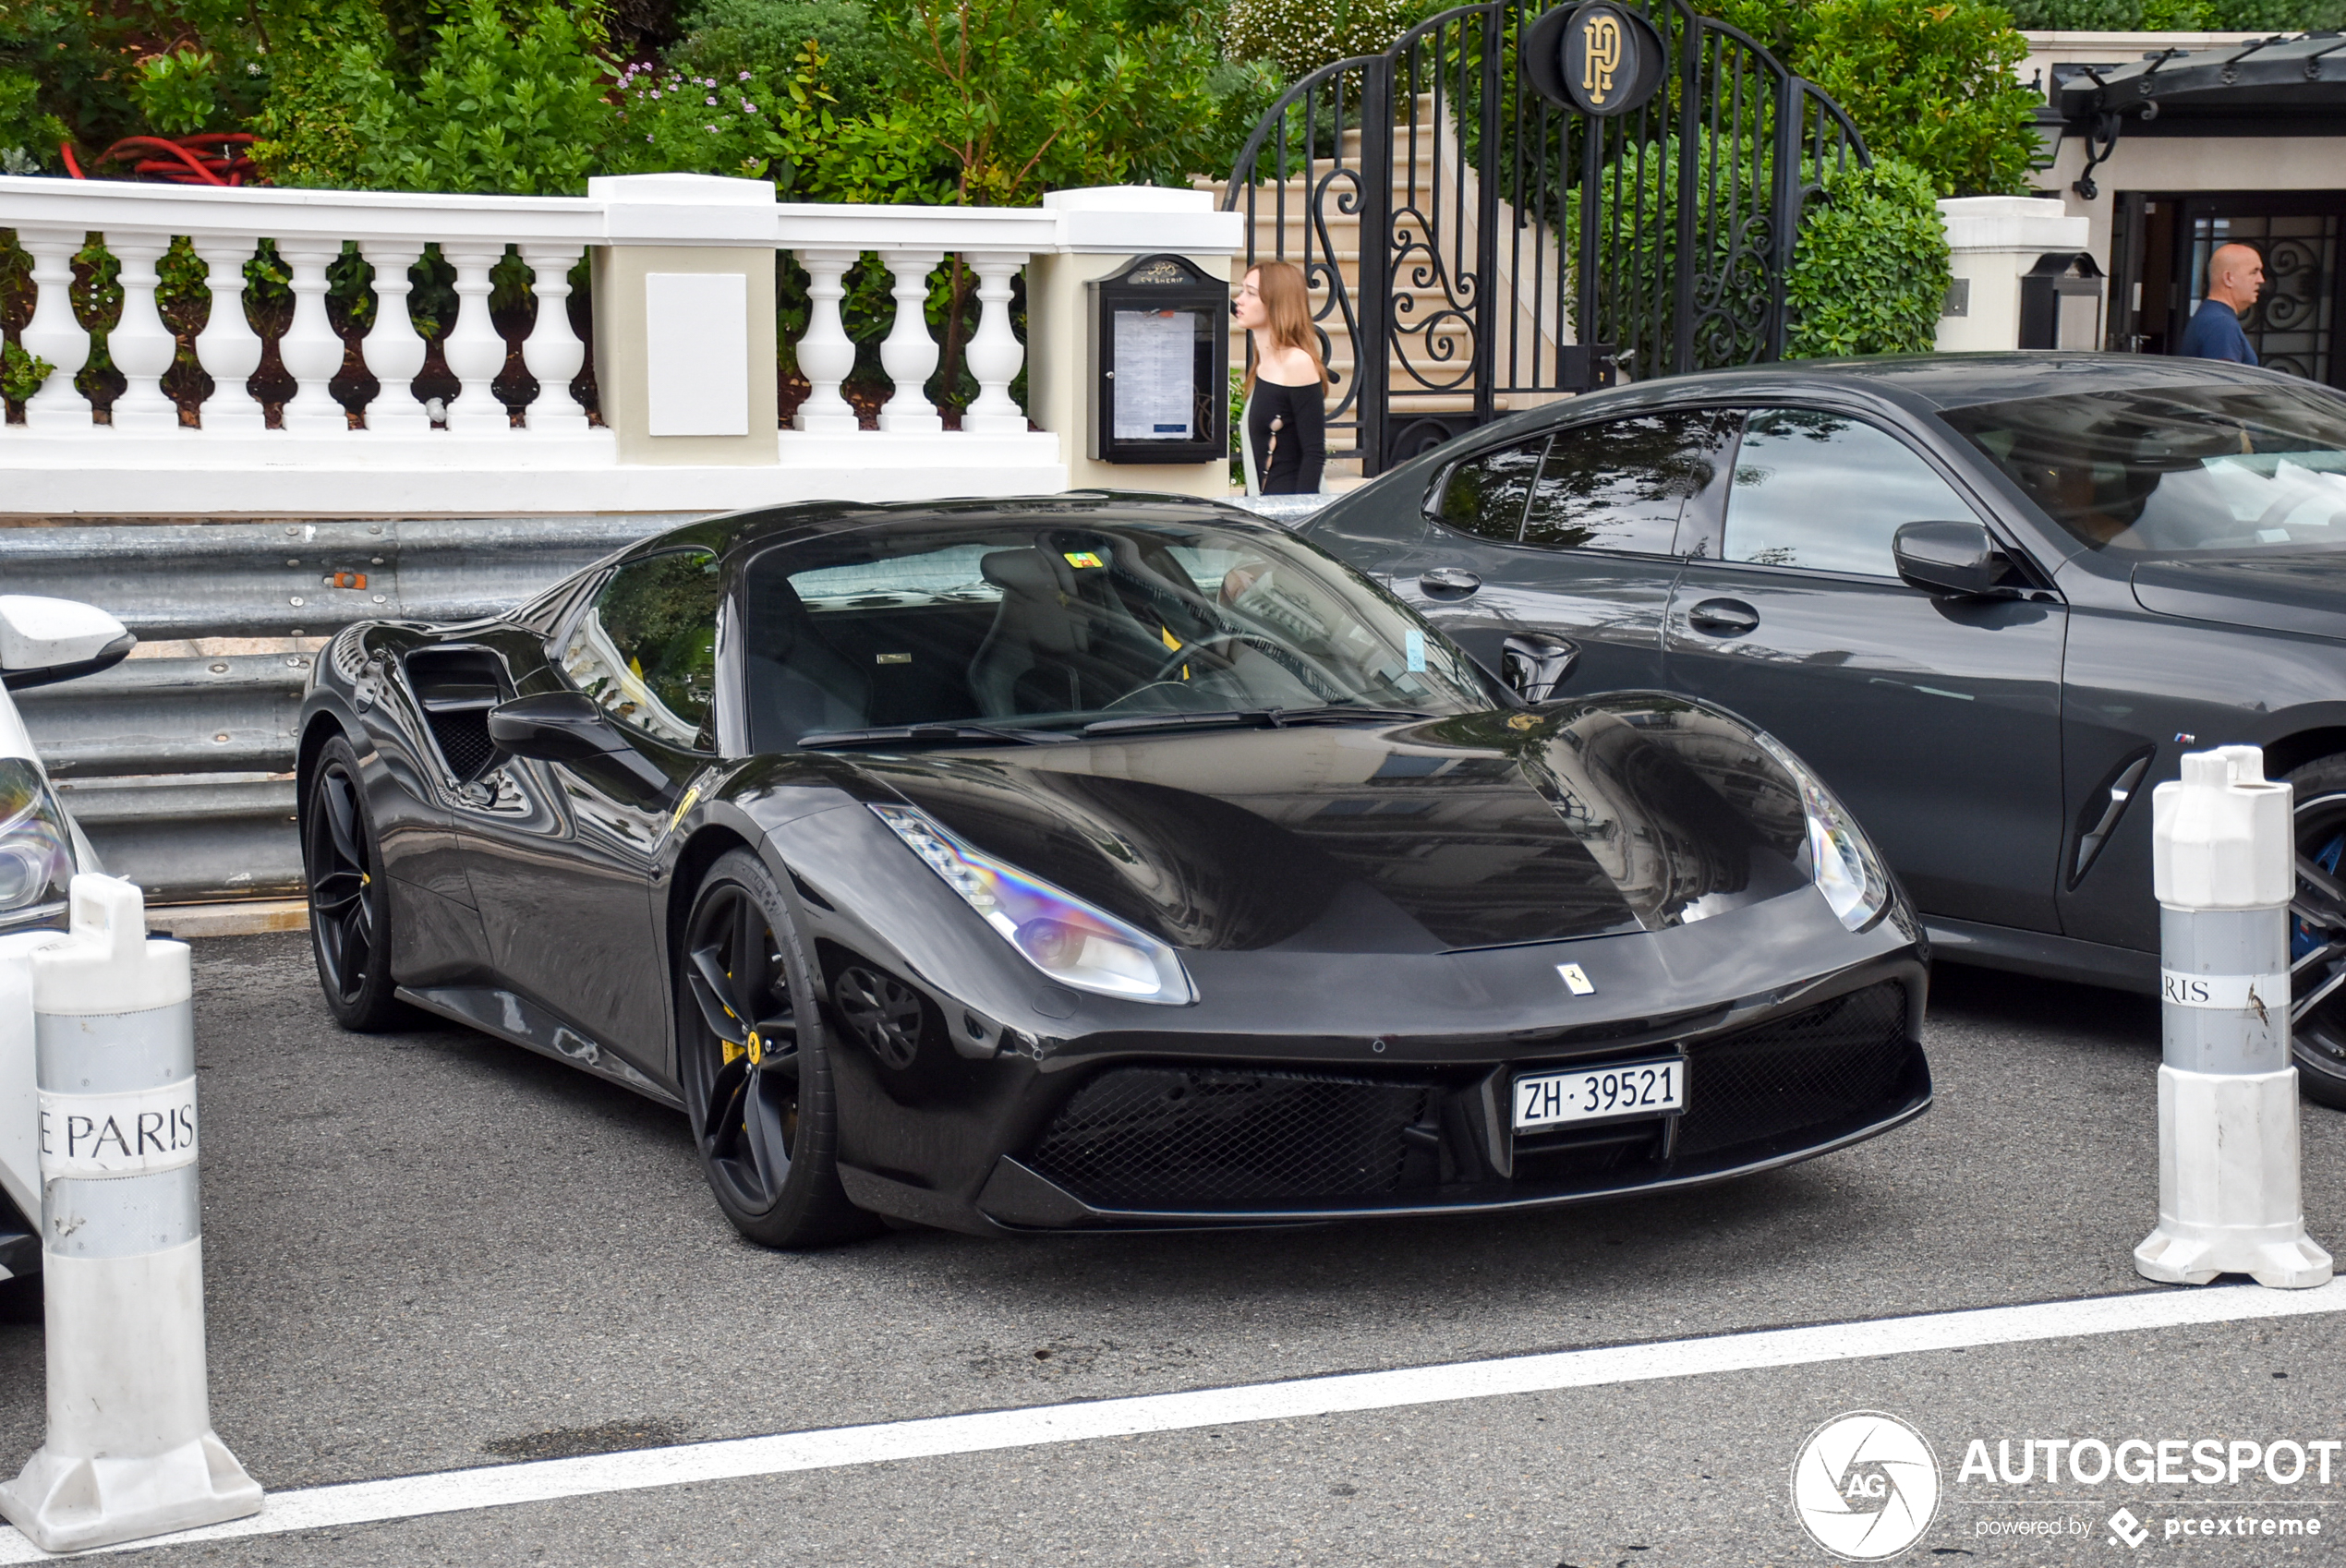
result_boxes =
[1893,521,2018,598]
[1500,633,1579,705]
[0,596,135,691]
[488,692,673,802]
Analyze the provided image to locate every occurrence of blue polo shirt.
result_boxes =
[2178,298,2257,364]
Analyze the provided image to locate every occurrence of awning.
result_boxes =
[2053,32,2346,133]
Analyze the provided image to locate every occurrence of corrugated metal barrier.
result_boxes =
[6,514,695,903]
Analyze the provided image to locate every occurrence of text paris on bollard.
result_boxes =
[0,874,262,1554]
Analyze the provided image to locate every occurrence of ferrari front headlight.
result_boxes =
[0,758,75,923]
[1753,735,1893,933]
[871,803,1195,1005]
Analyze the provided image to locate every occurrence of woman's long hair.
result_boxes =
[1242,261,1331,395]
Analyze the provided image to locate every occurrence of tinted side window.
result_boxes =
[1723,409,1978,576]
[1433,439,1548,541]
[559,549,723,749]
[1522,411,1736,553]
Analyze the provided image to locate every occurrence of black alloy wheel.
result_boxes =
[677,849,877,1248]
[2286,756,2346,1109]
[302,738,409,1031]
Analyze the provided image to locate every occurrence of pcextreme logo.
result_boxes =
[1792,1411,1943,1561]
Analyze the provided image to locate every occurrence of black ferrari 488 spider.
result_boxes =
[297,494,1929,1246]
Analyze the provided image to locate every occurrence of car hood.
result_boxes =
[848,699,1815,954]
[2131,554,2346,643]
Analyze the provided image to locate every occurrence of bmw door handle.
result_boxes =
[1419,567,1481,598]
[1687,597,1760,636]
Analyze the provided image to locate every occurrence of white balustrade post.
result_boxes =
[274,241,347,437]
[518,243,589,435]
[99,235,179,434]
[961,251,1030,438]
[440,242,511,436]
[791,247,859,436]
[13,224,91,432]
[357,241,429,435]
[877,247,943,434]
[188,239,263,435]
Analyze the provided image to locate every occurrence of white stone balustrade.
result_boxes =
[0,175,1240,514]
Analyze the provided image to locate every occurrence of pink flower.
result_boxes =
[706,95,717,105]
[648,89,660,98]
[738,70,751,80]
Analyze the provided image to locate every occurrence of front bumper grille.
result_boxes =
[1675,982,1910,1160]
[1017,980,1916,1215]
[1024,1066,1437,1207]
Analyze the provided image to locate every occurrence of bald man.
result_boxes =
[2177,242,2264,364]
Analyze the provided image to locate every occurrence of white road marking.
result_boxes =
[6,1278,2344,1561]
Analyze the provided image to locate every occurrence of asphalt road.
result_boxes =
[4,935,2344,1566]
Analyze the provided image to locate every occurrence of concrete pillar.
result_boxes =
[1935,197,2093,353]
[586,174,779,466]
[1027,187,1244,499]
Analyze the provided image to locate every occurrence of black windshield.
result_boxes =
[740,516,1490,751]
[1941,380,2346,556]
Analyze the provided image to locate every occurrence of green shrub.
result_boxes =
[1559,136,1949,371]
[2005,0,2346,22]
[1798,0,2038,198]
[1702,0,2036,197]
[670,0,894,120]
[2204,0,2346,24]
[1786,156,1952,358]
[127,47,226,137]
[1223,0,1417,81]
[253,0,617,194]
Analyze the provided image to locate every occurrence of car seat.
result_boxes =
[744,573,872,745]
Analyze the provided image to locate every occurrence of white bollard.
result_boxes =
[2134,745,2333,1289]
[0,875,261,1552]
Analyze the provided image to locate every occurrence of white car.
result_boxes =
[0,594,135,1301]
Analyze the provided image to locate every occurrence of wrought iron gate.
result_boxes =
[1222,0,1868,475]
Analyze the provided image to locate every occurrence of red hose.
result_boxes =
[106,137,228,186]
[62,134,260,186]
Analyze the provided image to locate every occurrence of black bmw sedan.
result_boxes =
[1300,355,2346,1104]
[296,496,1928,1246]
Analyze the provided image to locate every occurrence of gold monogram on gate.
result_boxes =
[1582,13,1622,104]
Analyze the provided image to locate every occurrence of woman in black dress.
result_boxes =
[1233,261,1328,495]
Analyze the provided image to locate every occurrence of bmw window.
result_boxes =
[1721,409,1982,576]
[1519,411,1738,553]
[1941,381,2346,555]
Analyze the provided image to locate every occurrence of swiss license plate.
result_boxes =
[1513,1058,1686,1131]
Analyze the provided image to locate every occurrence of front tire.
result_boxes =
[301,738,411,1031]
[2283,754,2346,1108]
[677,849,878,1248]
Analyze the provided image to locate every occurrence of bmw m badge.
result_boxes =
[1556,963,1595,995]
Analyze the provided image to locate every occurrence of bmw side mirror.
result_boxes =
[488,692,673,802]
[1893,521,2018,599]
[0,595,135,691]
[1500,633,1578,705]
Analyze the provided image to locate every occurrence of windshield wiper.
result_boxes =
[1081,705,1433,738]
[1081,708,1283,737]
[1269,705,1436,726]
[797,722,1072,750]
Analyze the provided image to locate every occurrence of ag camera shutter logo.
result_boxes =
[1792,1411,1941,1560]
